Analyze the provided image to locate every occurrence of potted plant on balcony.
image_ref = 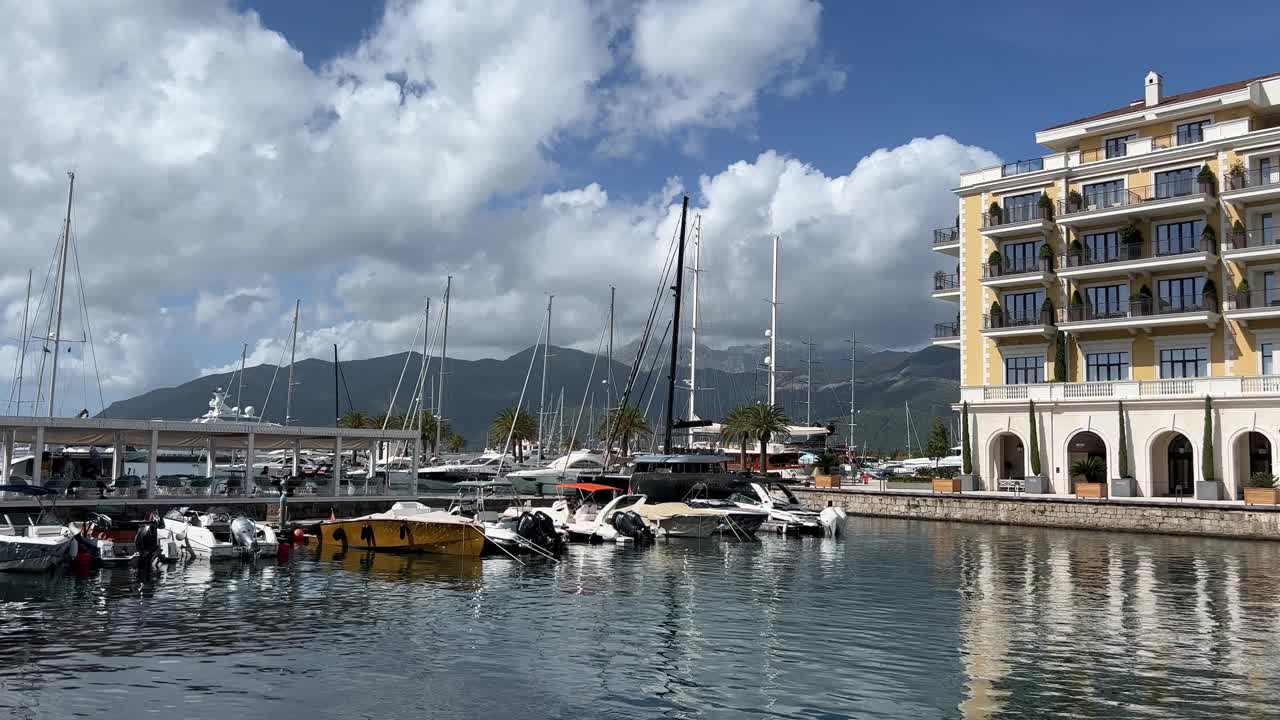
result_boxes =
[1071,456,1108,499]
[1202,278,1218,311]
[1038,192,1055,221]
[1120,223,1143,247]
[1067,189,1084,213]
[1228,159,1246,190]
[1135,284,1153,315]
[1112,401,1137,497]
[989,300,1003,328]
[1040,297,1055,326]
[959,401,979,491]
[1197,164,1217,194]
[1237,278,1252,309]
[988,202,1003,225]
[1201,223,1217,252]
[1067,237,1084,266]
[1025,401,1049,494]
[1038,242,1054,271]
[1232,219,1247,249]
[988,249,1003,277]
[1244,472,1280,506]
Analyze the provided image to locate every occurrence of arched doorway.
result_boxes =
[990,432,1025,481]
[1149,431,1195,497]
[1233,431,1272,500]
[1066,431,1107,492]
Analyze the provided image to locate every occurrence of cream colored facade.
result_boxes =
[933,71,1280,500]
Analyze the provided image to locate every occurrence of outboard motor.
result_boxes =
[135,513,162,572]
[229,516,261,557]
[610,510,654,544]
[515,511,562,554]
[818,503,847,538]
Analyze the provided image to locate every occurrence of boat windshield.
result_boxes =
[767,483,800,505]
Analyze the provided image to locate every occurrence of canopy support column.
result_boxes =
[31,425,44,486]
[205,436,216,478]
[111,432,124,479]
[332,436,342,497]
[147,429,158,498]
[245,432,256,496]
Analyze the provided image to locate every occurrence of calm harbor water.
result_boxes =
[3,519,1280,719]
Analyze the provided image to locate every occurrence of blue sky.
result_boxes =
[245,0,1280,201]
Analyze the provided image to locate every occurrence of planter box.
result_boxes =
[958,474,980,492]
[1195,481,1222,501]
[931,478,961,493]
[1075,482,1107,499]
[814,474,841,489]
[1244,487,1280,506]
[1111,477,1137,497]
[1024,475,1049,494]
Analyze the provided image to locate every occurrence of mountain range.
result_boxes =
[101,343,960,455]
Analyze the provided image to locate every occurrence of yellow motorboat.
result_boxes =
[317,502,486,557]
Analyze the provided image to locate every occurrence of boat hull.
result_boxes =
[628,473,751,502]
[318,518,485,557]
[0,536,72,572]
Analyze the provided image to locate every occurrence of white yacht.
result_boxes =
[506,449,609,495]
[0,486,76,572]
[564,491,654,544]
[417,451,524,492]
[193,388,267,423]
[161,507,279,561]
[731,481,825,536]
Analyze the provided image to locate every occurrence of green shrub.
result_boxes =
[1120,224,1143,245]
[1247,472,1276,489]
[1038,193,1055,220]
[1197,164,1217,188]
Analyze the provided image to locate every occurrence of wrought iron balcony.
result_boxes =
[932,227,959,246]
[1228,228,1280,250]
[981,203,1051,230]
[1059,235,1214,269]
[1000,158,1045,177]
[983,310,1054,330]
[1059,180,1214,218]
[1059,294,1216,324]
[932,272,960,291]
[1225,290,1280,311]
[1224,166,1280,192]
[981,256,1052,280]
[933,321,960,339]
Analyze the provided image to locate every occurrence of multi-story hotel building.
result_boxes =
[933,71,1280,500]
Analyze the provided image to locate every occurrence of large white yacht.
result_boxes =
[506,449,609,495]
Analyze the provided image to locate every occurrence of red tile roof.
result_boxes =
[1041,73,1280,132]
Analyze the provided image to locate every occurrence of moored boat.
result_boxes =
[162,507,279,561]
[635,500,768,539]
[0,485,75,572]
[317,502,486,557]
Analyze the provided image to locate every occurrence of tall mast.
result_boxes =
[607,286,616,408]
[333,343,340,427]
[417,298,431,439]
[850,335,857,448]
[688,215,701,445]
[539,294,553,462]
[768,235,779,408]
[237,343,248,412]
[285,299,299,425]
[47,172,75,417]
[12,270,31,415]
[435,276,451,453]
[663,196,690,453]
[802,336,817,426]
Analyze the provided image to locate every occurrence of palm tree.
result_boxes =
[489,407,537,462]
[736,403,791,474]
[719,406,753,470]
[445,431,466,453]
[599,405,652,456]
[417,412,445,454]
[338,410,370,429]
[1070,456,1107,484]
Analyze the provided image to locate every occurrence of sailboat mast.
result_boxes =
[47,172,75,417]
[285,299,299,425]
[417,298,431,437]
[850,335,857,448]
[663,196,690,453]
[688,215,700,445]
[435,276,451,454]
[333,344,340,427]
[804,337,813,426]
[768,235,778,408]
[13,269,31,415]
[539,295,553,462]
[237,343,247,412]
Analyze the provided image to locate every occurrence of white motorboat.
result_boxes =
[417,451,525,491]
[635,499,768,539]
[449,480,568,555]
[0,485,76,572]
[731,481,825,536]
[506,450,610,495]
[161,507,279,561]
[564,491,654,544]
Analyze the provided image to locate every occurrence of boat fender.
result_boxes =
[331,527,348,549]
[399,522,411,541]
[360,524,375,546]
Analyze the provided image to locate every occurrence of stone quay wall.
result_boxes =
[793,488,1280,540]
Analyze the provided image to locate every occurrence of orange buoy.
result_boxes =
[292,527,305,545]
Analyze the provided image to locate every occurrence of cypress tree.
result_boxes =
[961,402,972,475]
[1202,396,1215,482]
[1029,400,1041,476]
[1054,331,1068,382]
[1117,400,1129,478]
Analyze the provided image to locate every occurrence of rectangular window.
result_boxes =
[1157,276,1205,312]
[1176,120,1208,145]
[1159,347,1208,378]
[1265,271,1278,306]
[1262,213,1275,246]
[1001,192,1041,223]
[1086,351,1130,381]
[1082,179,1124,210]
[1003,291,1045,324]
[1262,158,1277,186]
[1083,231,1120,262]
[1001,240,1042,274]
[1005,355,1044,385]
[1085,284,1129,319]
[1105,135,1134,160]
[1155,219,1205,255]
[1264,343,1275,376]
[1154,168,1196,199]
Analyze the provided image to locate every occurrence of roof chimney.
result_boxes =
[1144,71,1163,107]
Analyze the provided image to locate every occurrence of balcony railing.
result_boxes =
[933,272,959,291]
[933,321,960,339]
[1226,289,1280,311]
[1228,228,1280,250]
[1224,166,1280,192]
[982,256,1051,279]
[1059,242,1146,269]
[933,227,959,246]
[982,203,1050,229]
[963,375,1280,403]
[983,310,1053,330]
[1060,294,1215,323]
[1150,127,1207,151]
[1001,158,1045,177]
[1060,180,1214,217]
